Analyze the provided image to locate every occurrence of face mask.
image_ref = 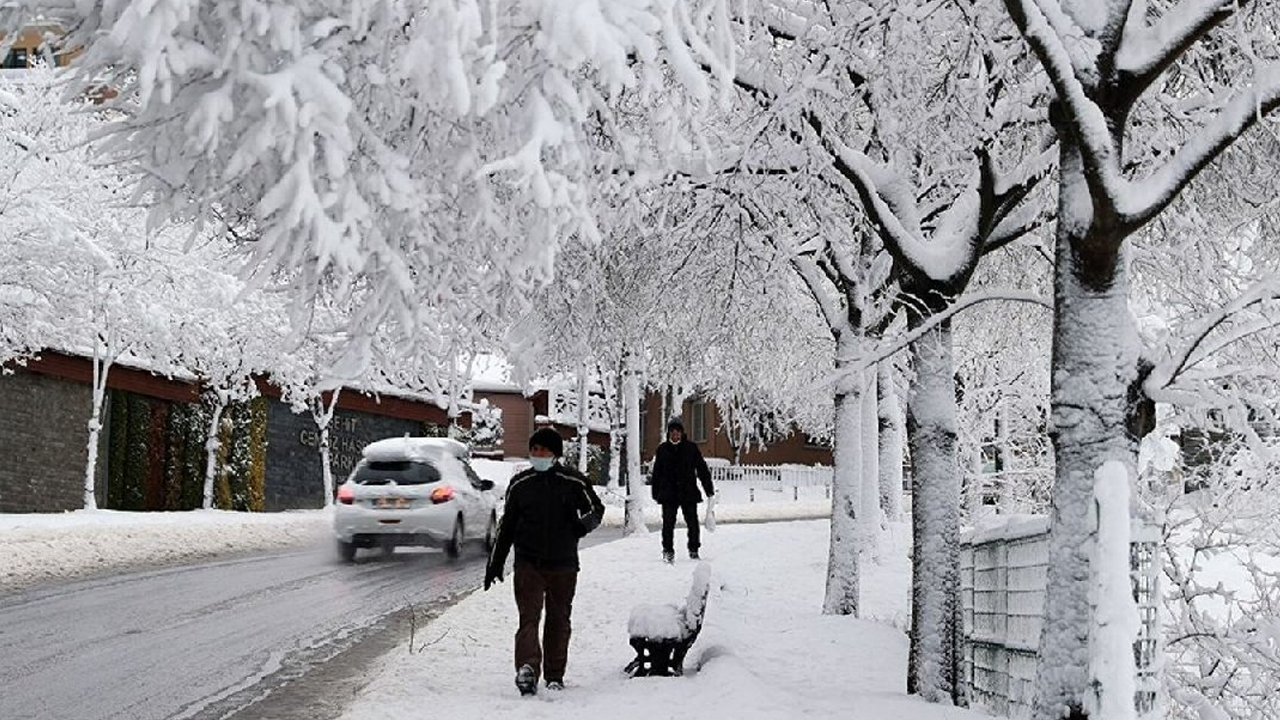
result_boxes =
[529,457,555,472]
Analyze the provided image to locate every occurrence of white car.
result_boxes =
[333,437,499,561]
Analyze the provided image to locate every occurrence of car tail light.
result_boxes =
[337,486,355,505]
[430,485,455,504]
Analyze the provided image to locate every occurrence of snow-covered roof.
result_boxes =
[361,437,470,463]
[466,353,522,393]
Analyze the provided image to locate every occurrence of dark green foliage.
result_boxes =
[164,400,209,510]
[106,389,128,510]
[564,439,610,486]
[101,389,267,512]
[120,392,150,510]
[222,397,267,511]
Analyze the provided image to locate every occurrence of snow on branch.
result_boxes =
[1144,275,1280,402]
[790,247,853,338]
[1117,0,1241,90]
[813,288,1052,390]
[1003,0,1126,211]
[1119,69,1280,231]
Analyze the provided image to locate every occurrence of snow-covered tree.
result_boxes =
[1,0,738,379]
[0,69,212,509]
[997,1,1280,714]
[678,4,1054,703]
[173,263,293,510]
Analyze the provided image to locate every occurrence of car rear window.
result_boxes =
[351,460,441,486]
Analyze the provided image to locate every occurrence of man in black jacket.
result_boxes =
[649,416,714,563]
[484,427,605,696]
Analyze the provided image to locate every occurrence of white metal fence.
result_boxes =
[959,516,1160,718]
[707,464,833,502]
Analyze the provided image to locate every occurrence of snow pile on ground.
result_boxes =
[339,519,969,720]
[0,509,329,591]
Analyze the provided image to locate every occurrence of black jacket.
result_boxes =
[650,440,714,506]
[488,463,605,572]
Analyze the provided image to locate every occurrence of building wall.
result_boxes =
[0,369,107,512]
[641,391,833,467]
[262,399,430,511]
[474,390,534,457]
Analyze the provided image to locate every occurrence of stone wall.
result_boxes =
[0,369,107,512]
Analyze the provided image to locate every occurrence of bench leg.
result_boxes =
[626,638,683,677]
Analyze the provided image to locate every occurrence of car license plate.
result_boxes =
[374,497,410,509]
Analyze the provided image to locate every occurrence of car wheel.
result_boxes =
[445,516,464,559]
[484,513,497,552]
[337,539,357,562]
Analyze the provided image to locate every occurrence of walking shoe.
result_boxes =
[546,680,565,691]
[689,549,700,560]
[515,664,538,696]
[662,550,674,564]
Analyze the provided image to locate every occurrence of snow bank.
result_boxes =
[0,509,328,592]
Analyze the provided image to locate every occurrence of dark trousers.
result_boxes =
[661,501,701,553]
[513,566,578,682]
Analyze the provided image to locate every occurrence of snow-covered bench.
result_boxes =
[624,562,711,677]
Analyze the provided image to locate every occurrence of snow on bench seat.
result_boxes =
[624,562,711,677]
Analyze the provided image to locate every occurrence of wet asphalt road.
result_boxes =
[0,534,556,720]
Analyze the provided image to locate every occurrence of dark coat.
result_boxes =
[650,440,714,506]
[488,463,605,572]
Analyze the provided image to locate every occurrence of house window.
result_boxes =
[2,49,29,69]
[691,401,707,443]
[803,434,831,449]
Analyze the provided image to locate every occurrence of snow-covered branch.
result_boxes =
[814,288,1052,390]
[791,249,852,338]
[1145,276,1280,401]
[1117,0,1243,95]
[1119,70,1280,231]
[1003,0,1127,218]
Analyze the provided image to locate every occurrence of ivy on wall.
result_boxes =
[103,390,267,512]
[221,397,267,511]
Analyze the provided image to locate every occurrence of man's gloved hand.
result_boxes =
[484,563,503,591]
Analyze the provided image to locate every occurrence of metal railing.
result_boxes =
[706,464,833,501]
[959,516,1160,718]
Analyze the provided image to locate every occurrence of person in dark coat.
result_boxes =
[484,427,605,696]
[649,416,714,563]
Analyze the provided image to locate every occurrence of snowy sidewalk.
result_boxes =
[339,520,985,720]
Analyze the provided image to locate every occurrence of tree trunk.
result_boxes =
[878,362,904,521]
[1033,144,1140,720]
[312,388,342,507]
[577,365,590,473]
[905,319,961,703]
[859,368,881,555]
[623,371,647,535]
[83,349,113,510]
[823,369,862,616]
[202,394,228,510]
